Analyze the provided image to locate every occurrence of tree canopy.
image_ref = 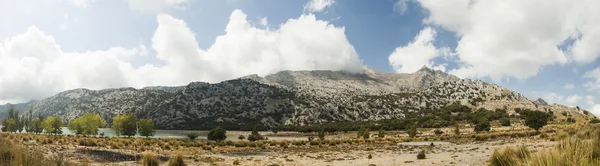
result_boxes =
[67,113,107,136]
[112,114,137,137]
[42,116,63,135]
[138,119,155,138]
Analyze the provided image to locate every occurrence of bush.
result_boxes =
[187,133,198,141]
[248,126,264,142]
[474,118,490,133]
[238,135,245,140]
[590,118,600,124]
[318,129,326,140]
[207,127,227,142]
[417,150,426,159]
[142,153,160,166]
[499,117,511,126]
[434,129,444,135]
[167,155,186,166]
[407,126,417,138]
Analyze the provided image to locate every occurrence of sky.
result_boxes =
[1,0,600,115]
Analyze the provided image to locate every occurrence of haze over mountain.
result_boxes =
[0,66,587,130]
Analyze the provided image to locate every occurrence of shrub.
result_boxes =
[167,155,186,166]
[187,133,199,141]
[499,117,511,126]
[474,118,490,133]
[318,129,325,140]
[378,129,385,138]
[207,127,227,142]
[489,146,530,166]
[417,150,426,159]
[141,153,160,166]
[407,126,417,138]
[238,135,245,140]
[590,118,600,124]
[434,129,444,135]
[247,126,264,142]
[233,159,241,165]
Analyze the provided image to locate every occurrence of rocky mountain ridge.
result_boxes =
[0,66,590,130]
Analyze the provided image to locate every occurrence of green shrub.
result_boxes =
[207,127,227,142]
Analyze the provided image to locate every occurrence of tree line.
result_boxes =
[1,106,155,138]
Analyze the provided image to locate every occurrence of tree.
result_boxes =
[207,126,227,141]
[407,126,417,138]
[42,116,64,135]
[238,135,245,141]
[271,128,279,135]
[32,113,44,134]
[112,114,138,137]
[2,106,21,133]
[318,128,326,140]
[523,110,549,131]
[357,127,367,139]
[474,118,490,133]
[138,119,155,138]
[24,108,34,133]
[68,113,107,136]
[187,133,199,141]
[499,117,511,126]
[247,126,264,142]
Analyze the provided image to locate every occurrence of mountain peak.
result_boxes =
[532,98,548,105]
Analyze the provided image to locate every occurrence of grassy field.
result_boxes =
[1,122,599,165]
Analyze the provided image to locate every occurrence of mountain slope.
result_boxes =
[0,66,591,130]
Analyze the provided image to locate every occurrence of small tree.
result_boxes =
[238,135,245,141]
[524,111,549,131]
[378,128,385,138]
[317,129,326,140]
[357,127,366,138]
[138,119,155,138]
[474,118,490,133]
[271,128,279,135]
[407,126,417,138]
[207,126,227,142]
[42,116,63,135]
[112,114,138,137]
[68,113,107,136]
[247,126,263,142]
[187,133,199,141]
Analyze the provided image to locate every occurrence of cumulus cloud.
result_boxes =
[565,95,582,105]
[0,10,363,103]
[127,0,190,12]
[304,0,334,13]
[415,0,600,81]
[388,27,450,73]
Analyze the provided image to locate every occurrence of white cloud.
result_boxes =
[0,10,363,103]
[304,0,334,13]
[394,0,409,14]
[564,83,575,89]
[583,67,600,91]
[565,95,582,105]
[586,95,595,105]
[259,17,268,27]
[416,0,600,81]
[590,104,600,116]
[388,27,449,73]
[127,0,190,12]
[66,0,94,8]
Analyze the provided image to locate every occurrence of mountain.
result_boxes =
[0,66,590,130]
[533,98,549,105]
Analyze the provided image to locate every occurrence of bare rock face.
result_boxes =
[0,66,590,130]
[532,98,549,105]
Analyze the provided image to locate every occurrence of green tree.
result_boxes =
[32,113,44,134]
[524,111,548,131]
[357,127,367,139]
[318,128,326,140]
[474,118,490,133]
[207,126,227,141]
[68,113,107,136]
[2,106,21,133]
[24,108,34,133]
[42,116,64,135]
[112,114,138,137]
[138,119,156,138]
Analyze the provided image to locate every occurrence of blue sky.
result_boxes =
[1,0,600,115]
